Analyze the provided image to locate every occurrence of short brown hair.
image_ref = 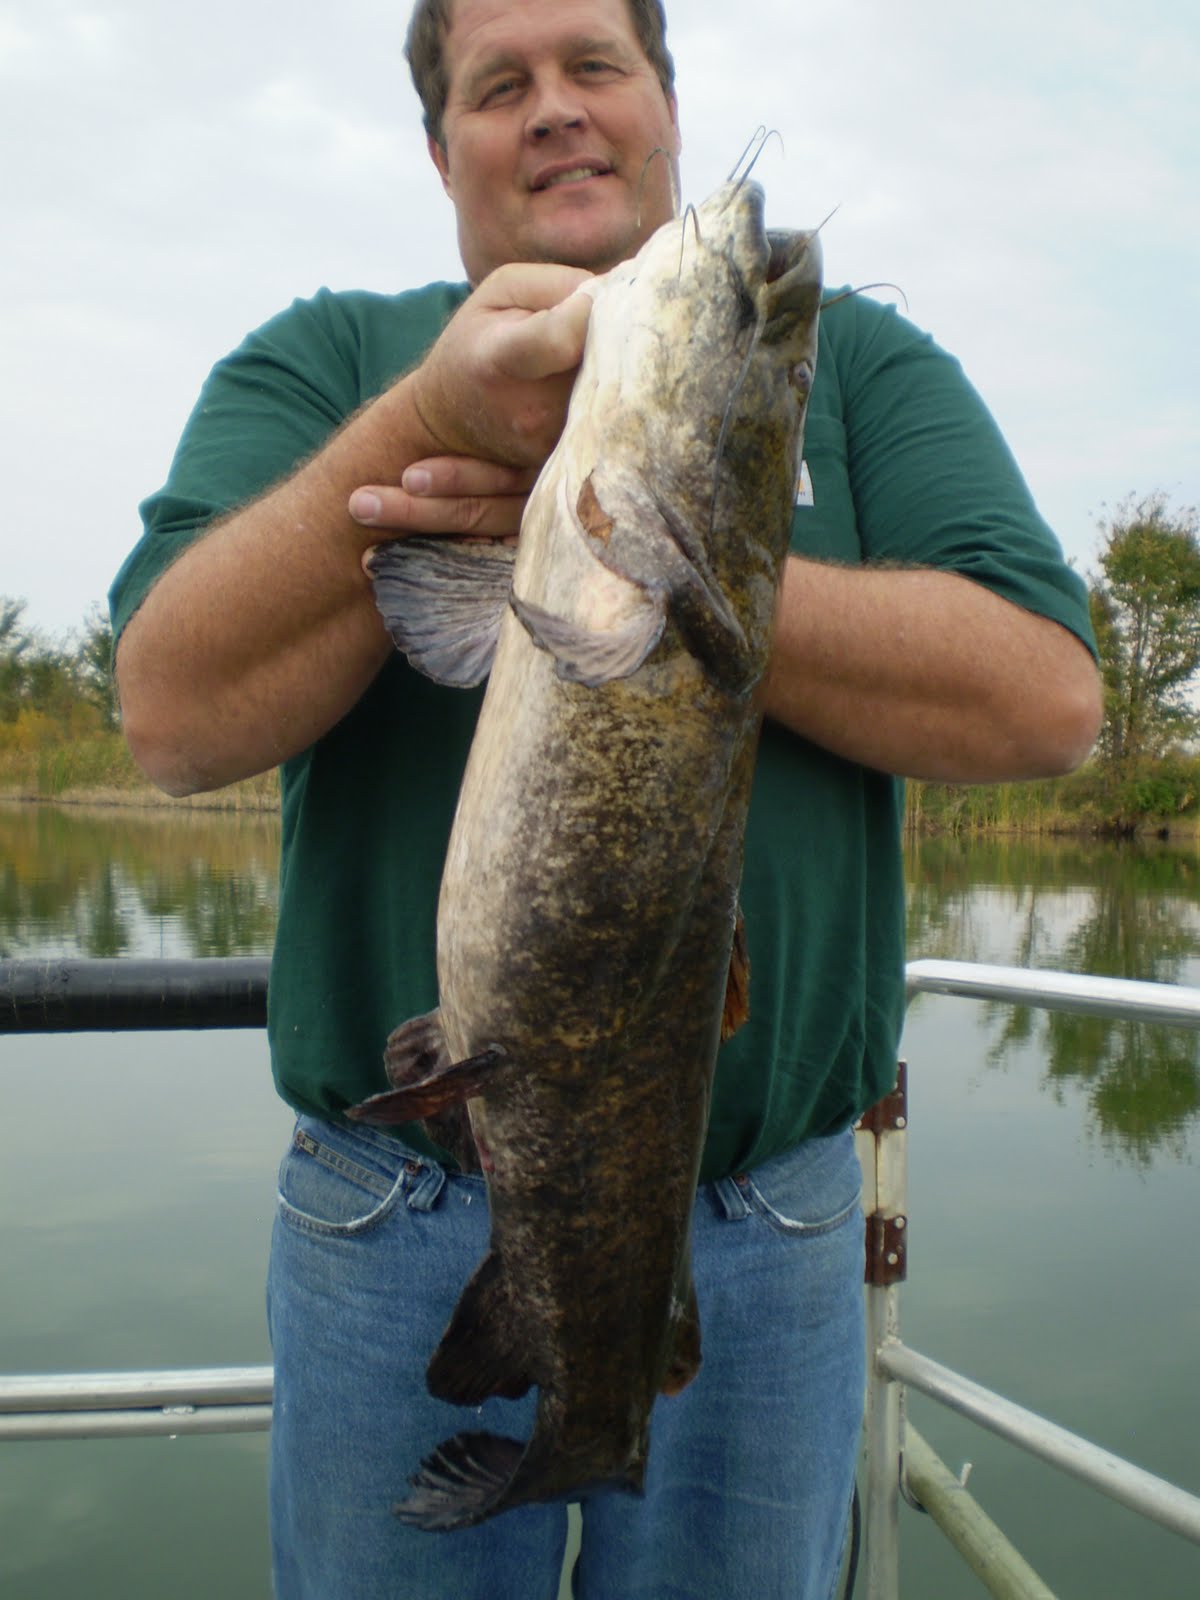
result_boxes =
[406,0,676,146]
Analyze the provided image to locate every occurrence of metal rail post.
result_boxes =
[856,1062,908,1599]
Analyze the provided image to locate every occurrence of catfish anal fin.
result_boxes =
[661,1278,702,1396]
[426,1251,534,1405]
[720,907,751,1041]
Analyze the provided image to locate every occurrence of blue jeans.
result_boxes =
[267,1115,865,1600]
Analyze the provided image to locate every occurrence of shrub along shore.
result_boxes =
[5,727,1200,838]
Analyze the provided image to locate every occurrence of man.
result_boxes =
[110,2,1102,1595]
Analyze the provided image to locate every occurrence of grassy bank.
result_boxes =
[907,765,1200,840]
[0,726,278,812]
[5,727,1200,839]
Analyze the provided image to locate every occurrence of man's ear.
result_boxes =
[666,93,682,158]
[428,132,453,197]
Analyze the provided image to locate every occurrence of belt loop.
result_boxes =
[712,1173,752,1221]
[404,1159,447,1212]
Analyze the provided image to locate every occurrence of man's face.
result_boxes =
[431,0,681,283]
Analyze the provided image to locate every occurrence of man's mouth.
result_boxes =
[532,164,612,192]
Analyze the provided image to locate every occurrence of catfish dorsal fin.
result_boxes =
[721,907,751,1042]
[368,538,516,687]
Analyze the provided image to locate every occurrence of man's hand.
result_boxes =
[412,262,594,466]
[348,263,594,546]
[349,457,538,542]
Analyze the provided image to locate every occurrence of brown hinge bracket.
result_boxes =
[857,1059,908,1134]
[865,1213,908,1285]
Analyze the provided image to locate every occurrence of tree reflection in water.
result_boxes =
[906,834,1200,1163]
[4,805,1198,1160]
[0,801,280,961]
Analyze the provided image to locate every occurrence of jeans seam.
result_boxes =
[292,1125,393,1200]
[744,1184,863,1238]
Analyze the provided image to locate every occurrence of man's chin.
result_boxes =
[528,214,661,275]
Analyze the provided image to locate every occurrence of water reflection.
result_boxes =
[3,804,1197,1159]
[0,802,280,960]
[906,834,1200,1162]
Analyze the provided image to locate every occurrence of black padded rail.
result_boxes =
[0,958,270,1033]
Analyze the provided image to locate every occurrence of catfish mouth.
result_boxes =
[766,229,815,284]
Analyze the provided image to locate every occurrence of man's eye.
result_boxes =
[482,77,520,104]
[578,59,618,76]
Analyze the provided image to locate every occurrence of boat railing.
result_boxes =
[2,955,1199,1598]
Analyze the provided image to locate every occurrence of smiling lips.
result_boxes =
[531,163,613,192]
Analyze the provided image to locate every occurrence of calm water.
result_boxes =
[1,802,1198,1598]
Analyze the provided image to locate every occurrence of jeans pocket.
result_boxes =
[275,1118,417,1237]
[741,1131,863,1238]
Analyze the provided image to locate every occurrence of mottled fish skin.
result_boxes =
[349,179,823,1530]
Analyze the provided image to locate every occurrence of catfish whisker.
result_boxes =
[733,128,785,191]
[677,204,703,277]
[638,146,680,223]
[821,282,910,314]
[727,126,768,184]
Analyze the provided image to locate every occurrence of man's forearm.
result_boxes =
[115,377,439,796]
[762,557,1102,781]
[116,264,595,797]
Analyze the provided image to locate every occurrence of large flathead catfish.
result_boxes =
[348,179,822,1530]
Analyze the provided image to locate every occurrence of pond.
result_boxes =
[1,803,1197,1597]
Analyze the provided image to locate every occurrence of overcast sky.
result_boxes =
[2,0,1197,637]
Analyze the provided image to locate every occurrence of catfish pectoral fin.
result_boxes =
[721,907,751,1042]
[368,537,516,687]
[427,1251,534,1405]
[394,1432,525,1532]
[511,590,665,687]
[345,1045,505,1125]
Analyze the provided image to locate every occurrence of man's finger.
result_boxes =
[348,485,526,538]
[491,287,595,382]
[400,457,539,499]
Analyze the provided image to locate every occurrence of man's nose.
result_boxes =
[525,72,588,140]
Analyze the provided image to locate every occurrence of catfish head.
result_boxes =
[511,180,823,697]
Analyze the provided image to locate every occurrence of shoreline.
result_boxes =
[0,782,279,815]
[5,784,1199,843]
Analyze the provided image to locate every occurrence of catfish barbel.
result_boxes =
[348,176,822,1531]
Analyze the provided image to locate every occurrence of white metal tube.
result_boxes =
[906,960,1200,1028]
[862,1287,903,1598]
[903,1424,1059,1600]
[0,1405,272,1441]
[878,1342,1200,1546]
[0,1366,273,1413]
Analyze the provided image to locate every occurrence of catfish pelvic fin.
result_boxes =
[721,907,751,1041]
[368,538,516,687]
[426,1251,534,1405]
[511,589,666,687]
[345,1009,504,1125]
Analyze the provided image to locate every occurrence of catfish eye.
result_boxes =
[790,359,814,394]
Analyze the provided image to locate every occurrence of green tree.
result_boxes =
[71,605,118,730]
[0,596,31,721]
[1089,493,1200,787]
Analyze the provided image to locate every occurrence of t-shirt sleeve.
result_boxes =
[108,290,366,640]
[828,294,1096,654]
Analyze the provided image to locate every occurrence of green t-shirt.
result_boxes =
[110,281,1094,1181]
